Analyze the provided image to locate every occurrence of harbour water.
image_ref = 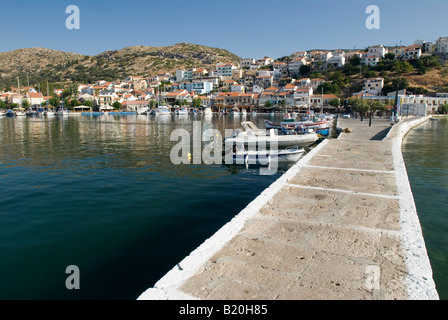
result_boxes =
[0,113,296,300]
[402,117,448,300]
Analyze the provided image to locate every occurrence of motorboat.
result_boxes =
[176,107,189,115]
[224,145,306,165]
[230,107,240,116]
[54,108,69,116]
[150,106,171,115]
[15,108,26,116]
[26,109,38,116]
[136,107,150,115]
[203,107,212,116]
[224,121,319,148]
[264,119,331,131]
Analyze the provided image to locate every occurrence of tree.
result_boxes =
[393,61,414,74]
[0,100,7,109]
[112,101,122,110]
[21,99,30,109]
[328,98,341,109]
[49,97,60,107]
[348,98,369,121]
[62,83,78,98]
[278,99,287,111]
[264,100,273,110]
[440,103,448,114]
[384,53,395,60]
[191,97,202,108]
[84,100,94,109]
[299,65,311,76]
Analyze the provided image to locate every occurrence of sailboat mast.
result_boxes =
[47,81,50,109]
[18,76,21,107]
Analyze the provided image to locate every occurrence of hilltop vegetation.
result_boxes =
[0,43,241,87]
[298,54,448,98]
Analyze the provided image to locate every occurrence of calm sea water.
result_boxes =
[0,113,292,300]
[402,118,448,300]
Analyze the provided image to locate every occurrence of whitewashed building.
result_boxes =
[363,78,384,96]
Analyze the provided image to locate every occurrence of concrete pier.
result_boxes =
[139,116,439,300]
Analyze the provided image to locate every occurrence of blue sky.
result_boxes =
[0,0,446,59]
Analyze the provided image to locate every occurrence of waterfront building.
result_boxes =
[26,92,44,106]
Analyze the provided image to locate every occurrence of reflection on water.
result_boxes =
[402,118,448,300]
[0,113,289,299]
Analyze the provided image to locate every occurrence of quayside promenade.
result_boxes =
[139,116,439,300]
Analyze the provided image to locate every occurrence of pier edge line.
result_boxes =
[388,116,439,300]
[137,139,331,300]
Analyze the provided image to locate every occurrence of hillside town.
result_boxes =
[1,36,448,115]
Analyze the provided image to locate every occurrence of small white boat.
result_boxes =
[264,119,331,131]
[203,107,212,116]
[225,145,306,165]
[55,108,69,116]
[176,107,189,115]
[0,111,6,117]
[230,107,240,116]
[225,121,319,148]
[241,109,247,117]
[15,109,26,116]
[151,106,171,115]
[136,107,150,115]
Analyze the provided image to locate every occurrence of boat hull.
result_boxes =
[228,148,305,164]
[225,133,319,148]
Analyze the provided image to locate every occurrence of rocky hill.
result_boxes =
[0,43,241,87]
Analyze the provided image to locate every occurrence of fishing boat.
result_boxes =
[136,107,150,115]
[150,105,171,115]
[26,109,37,116]
[225,145,306,165]
[224,121,319,148]
[264,119,331,131]
[15,108,26,116]
[6,110,15,117]
[176,107,189,115]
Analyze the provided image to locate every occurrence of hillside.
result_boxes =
[0,43,241,86]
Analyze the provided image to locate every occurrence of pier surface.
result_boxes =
[139,116,438,300]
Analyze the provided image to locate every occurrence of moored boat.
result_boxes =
[224,121,319,148]
[150,106,171,115]
[176,107,189,115]
[225,145,306,165]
